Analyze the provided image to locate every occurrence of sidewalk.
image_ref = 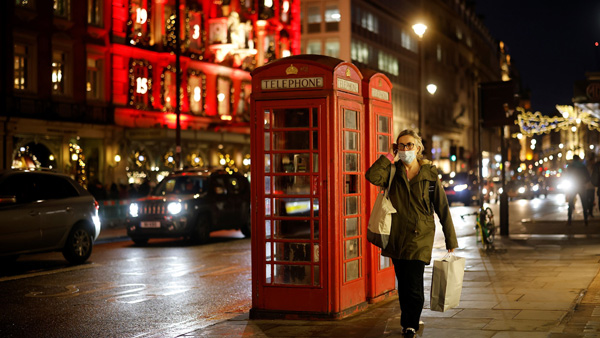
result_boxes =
[176,209,600,337]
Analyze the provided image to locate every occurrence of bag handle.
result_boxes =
[384,165,396,197]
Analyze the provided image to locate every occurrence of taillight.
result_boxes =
[94,200,99,210]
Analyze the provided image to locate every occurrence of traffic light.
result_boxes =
[450,145,457,162]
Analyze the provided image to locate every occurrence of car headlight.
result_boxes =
[129,203,139,218]
[482,188,488,194]
[532,184,539,192]
[559,179,572,191]
[167,202,182,215]
[518,187,526,194]
[498,187,503,194]
[453,184,468,192]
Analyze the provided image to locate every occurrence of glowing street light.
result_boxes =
[412,23,427,38]
[426,83,437,95]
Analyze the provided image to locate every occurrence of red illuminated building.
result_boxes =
[1,0,300,187]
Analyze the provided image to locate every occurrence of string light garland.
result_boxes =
[513,104,600,138]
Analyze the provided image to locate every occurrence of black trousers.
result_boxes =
[392,258,426,330]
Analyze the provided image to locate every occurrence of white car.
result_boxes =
[0,169,101,264]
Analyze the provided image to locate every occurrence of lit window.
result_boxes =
[306,40,321,55]
[217,76,232,116]
[14,44,28,90]
[162,67,177,111]
[324,5,340,32]
[307,6,321,33]
[86,57,103,100]
[378,51,398,76]
[87,0,103,26]
[325,39,340,58]
[129,59,153,109]
[188,71,206,115]
[16,0,34,8]
[130,0,150,46]
[52,51,65,94]
[54,0,70,18]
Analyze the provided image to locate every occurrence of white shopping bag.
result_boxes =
[430,254,465,312]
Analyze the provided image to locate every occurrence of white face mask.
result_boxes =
[397,150,416,165]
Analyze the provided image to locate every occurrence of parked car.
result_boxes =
[0,169,101,264]
[504,179,540,200]
[126,168,251,245]
[441,172,479,205]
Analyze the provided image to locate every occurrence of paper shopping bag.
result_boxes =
[367,190,396,249]
[430,255,465,312]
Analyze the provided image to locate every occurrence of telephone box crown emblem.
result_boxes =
[286,64,298,75]
[346,68,351,77]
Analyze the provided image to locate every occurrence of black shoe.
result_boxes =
[403,328,416,337]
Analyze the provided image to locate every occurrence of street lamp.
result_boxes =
[426,83,437,95]
[412,23,427,140]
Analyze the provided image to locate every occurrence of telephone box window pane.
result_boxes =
[265,220,272,239]
[273,131,310,150]
[314,265,320,285]
[313,198,320,217]
[274,265,311,285]
[380,255,391,269]
[265,198,271,216]
[264,176,271,194]
[345,218,358,237]
[345,238,359,259]
[378,115,389,133]
[344,131,358,150]
[346,260,359,282]
[273,219,311,239]
[312,108,319,127]
[345,175,359,194]
[273,108,310,128]
[274,242,311,262]
[266,264,272,283]
[264,110,271,129]
[264,132,270,151]
[345,153,358,172]
[344,110,358,129]
[378,135,389,153]
[313,244,320,262]
[273,198,311,216]
[313,154,319,173]
[273,176,310,195]
[314,219,319,240]
[346,196,358,215]
[264,154,271,173]
[312,131,318,150]
[273,153,310,173]
[266,242,272,260]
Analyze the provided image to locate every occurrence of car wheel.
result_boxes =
[192,216,211,244]
[241,220,251,238]
[62,223,93,264]
[131,237,149,246]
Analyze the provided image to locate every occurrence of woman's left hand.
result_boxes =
[448,248,455,253]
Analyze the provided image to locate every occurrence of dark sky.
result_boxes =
[475,1,600,115]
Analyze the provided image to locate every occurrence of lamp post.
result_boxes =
[412,23,427,142]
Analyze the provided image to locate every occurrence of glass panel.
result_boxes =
[273,153,310,173]
[273,176,311,195]
[313,154,319,173]
[346,196,358,215]
[273,131,310,150]
[265,176,271,194]
[274,264,311,285]
[378,115,389,133]
[345,218,358,237]
[312,131,318,150]
[265,198,271,216]
[274,242,311,262]
[380,255,391,269]
[344,131,358,150]
[274,220,311,239]
[313,198,320,217]
[345,175,359,194]
[314,220,320,240]
[273,108,310,128]
[345,239,359,259]
[266,242,272,260]
[265,154,271,173]
[314,244,320,263]
[264,110,271,129]
[312,107,318,127]
[264,132,270,151]
[346,260,359,282]
[273,198,311,216]
[266,264,272,283]
[345,154,358,172]
[378,135,389,153]
[265,220,272,239]
[344,109,358,129]
[314,265,320,286]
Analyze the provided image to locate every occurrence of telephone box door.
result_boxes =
[254,98,327,313]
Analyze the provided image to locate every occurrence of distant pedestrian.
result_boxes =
[565,155,591,225]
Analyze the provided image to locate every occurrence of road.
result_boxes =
[0,193,576,338]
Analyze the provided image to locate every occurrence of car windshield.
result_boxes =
[152,176,208,196]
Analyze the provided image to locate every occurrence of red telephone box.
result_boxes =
[360,68,396,304]
[250,55,368,319]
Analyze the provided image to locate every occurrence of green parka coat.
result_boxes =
[365,155,459,264]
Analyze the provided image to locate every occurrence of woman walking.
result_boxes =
[365,129,459,337]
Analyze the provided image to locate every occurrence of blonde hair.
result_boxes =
[396,129,424,160]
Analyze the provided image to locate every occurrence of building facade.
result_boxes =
[299,0,503,174]
[2,0,299,189]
